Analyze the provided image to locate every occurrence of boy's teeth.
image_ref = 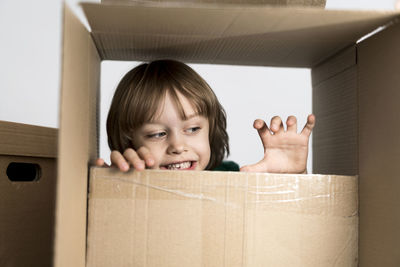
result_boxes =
[167,161,191,170]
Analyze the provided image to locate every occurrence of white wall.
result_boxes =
[1,0,398,170]
[0,0,62,128]
[326,0,397,9]
[0,0,97,128]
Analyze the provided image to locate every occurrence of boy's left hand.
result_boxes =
[240,114,315,174]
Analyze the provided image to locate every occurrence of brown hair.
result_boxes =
[106,59,229,170]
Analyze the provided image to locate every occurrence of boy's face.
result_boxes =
[133,91,211,170]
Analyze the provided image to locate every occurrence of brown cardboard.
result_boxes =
[312,46,358,175]
[101,0,327,8]
[54,5,100,267]
[87,168,358,267]
[358,21,400,267]
[82,3,398,67]
[0,121,57,266]
[0,120,58,158]
[49,2,400,267]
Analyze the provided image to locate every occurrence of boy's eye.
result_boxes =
[146,132,166,139]
[186,127,201,134]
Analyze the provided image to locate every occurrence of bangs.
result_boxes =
[129,85,208,126]
[167,85,208,120]
[125,62,211,131]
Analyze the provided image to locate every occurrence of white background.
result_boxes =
[0,0,398,171]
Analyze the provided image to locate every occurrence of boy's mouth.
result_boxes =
[161,161,196,170]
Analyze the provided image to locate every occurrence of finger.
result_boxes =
[95,158,110,167]
[253,119,271,135]
[270,116,284,134]
[286,115,297,133]
[240,161,269,173]
[136,146,155,167]
[253,119,271,149]
[300,114,316,137]
[110,150,130,172]
[123,148,145,171]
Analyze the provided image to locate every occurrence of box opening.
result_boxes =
[100,61,312,170]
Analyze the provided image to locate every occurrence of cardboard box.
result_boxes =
[0,120,57,266]
[48,2,400,267]
[87,169,358,266]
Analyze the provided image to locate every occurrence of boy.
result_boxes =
[96,59,315,173]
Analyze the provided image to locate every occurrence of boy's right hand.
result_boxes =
[95,147,155,172]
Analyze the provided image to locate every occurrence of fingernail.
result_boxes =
[121,163,129,171]
[137,162,145,170]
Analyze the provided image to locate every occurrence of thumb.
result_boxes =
[240,161,268,173]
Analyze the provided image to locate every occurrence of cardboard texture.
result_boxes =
[82,3,398,67]
[101,0,326,7]
[0,120,58,158]
[0,121,57,266]
[312,46,358,175]
[55,5,100,267]
[87,168,358,267]
[47,2,400,266]
[358,21,400,267]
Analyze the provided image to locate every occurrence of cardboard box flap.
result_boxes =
[55,4,100,267]
[101,0,327,8]
[82,2,399,67]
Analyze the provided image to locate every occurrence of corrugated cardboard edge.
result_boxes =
[0,120,57,158]
[100,0,326,8]
[54,4,100,267]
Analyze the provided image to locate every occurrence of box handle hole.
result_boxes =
[6,162,41,182]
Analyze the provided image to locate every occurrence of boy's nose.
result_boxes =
[167,135,186,154]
